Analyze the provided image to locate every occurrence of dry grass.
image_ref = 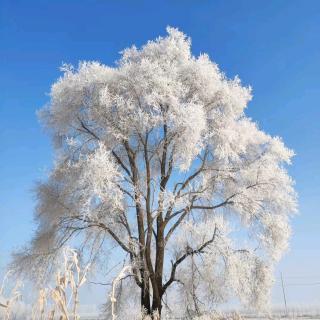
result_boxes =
[0,270,23,319]
[0,247,90,320]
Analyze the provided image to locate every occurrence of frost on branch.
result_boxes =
[14,27,297,316]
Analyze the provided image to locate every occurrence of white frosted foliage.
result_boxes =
[14,27,297,317]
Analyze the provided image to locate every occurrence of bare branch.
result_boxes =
[162,226,218,293]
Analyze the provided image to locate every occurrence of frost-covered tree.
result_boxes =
[14,27,297,318]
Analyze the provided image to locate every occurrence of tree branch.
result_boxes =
[164,196,197,243]
[112,150,132,178]
[162,226,218,293]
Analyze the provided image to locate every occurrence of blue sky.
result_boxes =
[0,0,319,307]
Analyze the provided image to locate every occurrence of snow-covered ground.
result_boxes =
[3,309,320,320]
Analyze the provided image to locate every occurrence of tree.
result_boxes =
[14,27,297,318]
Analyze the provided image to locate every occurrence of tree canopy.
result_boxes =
[14,27,297,318]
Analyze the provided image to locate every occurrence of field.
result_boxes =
[2,307,320,320]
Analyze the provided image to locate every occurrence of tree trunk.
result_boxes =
[152,218,165,318]
[151,293,162,317]
[141,285,151,315]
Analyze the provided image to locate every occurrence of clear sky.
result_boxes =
[0,0,319,308]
